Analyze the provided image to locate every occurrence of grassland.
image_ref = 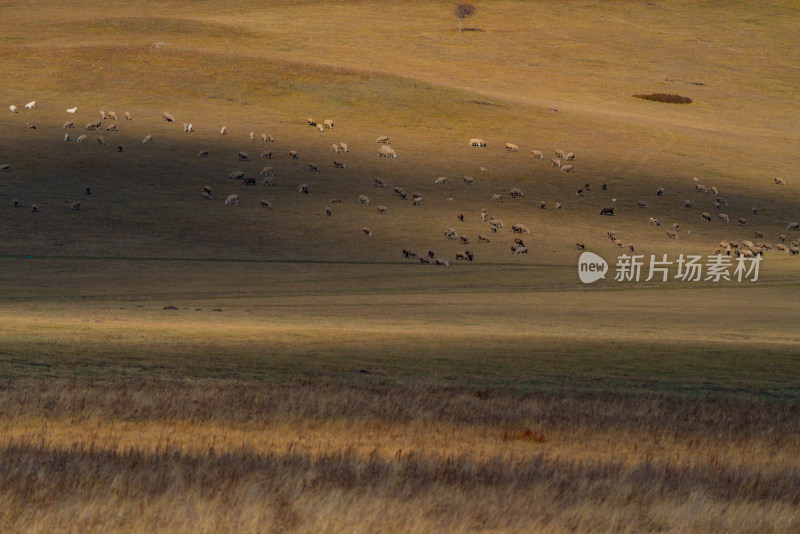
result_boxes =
[1,0,799,531]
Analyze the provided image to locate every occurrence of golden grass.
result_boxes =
[1,0,799,530]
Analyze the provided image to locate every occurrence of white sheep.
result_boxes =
[66,107,77,114]
[551,158,561,167]
[511,223,530,234]
[108,111,117,120]
[220,126,227,135]
[142,135,153,144]
[323,119,334,129]
[505,143,519,152]
[97,136,105,145]
[358,194,370,205]
[374,178,386,187]
[24,101,36,109]
[317,124,324,132]
[565,152,575,161]
[229,171,245,180]
[9,105,18,113]
[64,133,70,142]
[250,131,255,141]
[435,177,448,185]
[124,112,131,120]
[63,121,74,129]
[298,184,309,194]
[560,165,574,173]
[530,150,543,159]
[106,123,117,131]
[378,145,396,158]
[161,112,174,122]
[99,110,107,119]
[339,142,349,152]
[469,138,486,147]
[555,149,566,158]
[332,143,340,153]
[260,167,274,177]
[0,164,9,172]
[775,177,786,185]
[224,194,239,206]
[463,176,475,186]
[376,135,390,144]
[377,205,389,214]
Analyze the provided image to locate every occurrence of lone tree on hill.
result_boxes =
[454,0,477,33]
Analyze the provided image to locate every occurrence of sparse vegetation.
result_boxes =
[634,93,693,104]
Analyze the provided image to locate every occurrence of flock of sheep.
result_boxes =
[4,100,798,265]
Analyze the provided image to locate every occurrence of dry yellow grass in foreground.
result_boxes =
[2,381,799,533]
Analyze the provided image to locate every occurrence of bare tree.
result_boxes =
[454,0,477,33]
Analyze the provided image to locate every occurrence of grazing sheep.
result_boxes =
[97,136,105,145]
[491,194,502,203]
[791,247,800,255]
[31,204,38,213]
[565,152,575,161]
[325,206,332,216]
[478,234,491,243]
[637,200,648,209]
[435,176,448,185]
[444,228,457,240]
[76,135,88,143]
[602,182,608,191]
[332,143,340,153]
[551,158,561,167]
[505,143,519,152]
[260,167,274,177]
[183,123,193,133]
[786,222,800,231]
[555,149,566,158]
[435,258,450,266]
[108,111,117,120]
[359,194,370,205]
[613,239,624,248]
[64,133,70,142]
[142,135,153,144]
[238,152,251,161]
[198,150,209,157]
[339,142,349,152]
[560,165,574,173]
[412,197,423,206]
[161,112,175,122]
[308,163,318,171]
[511,245,528,255]
[463,176,475,186]
[298,184,309,194]
[66,107,77,114]
[63,121,74,129]
[262,177,275,186]
[419,257,432,265]
[779,234,786,243]
[307,118,316,126]
[378,145,396,158]
[515,238,527,247]
[363,227,373,237]
[555,202,562,209]
[99,110,107,120]
[539,201,546,209]
[684,199,692,208]
[718,213,730,223]
[229,171,245,180]
[9,105,18,113]
[649,217,660,226]
[203,186,212,195]
[711,186,718,196]
[374,178,386,187]
[657,187,664,196]
[377,205,389,214]
[333,160,346,168]
[25,101,36,109]
[481,209,488,221]
[629,244,635,252]
[289,151,298,159]
[469,138,486,147]
[701,212,711,221]
[509,188,524,198]
[457,213,464,221]
[394,187,406,197]
[124,112,131,120]
[738,218,747,226]
[261,152,273,159]
[105,123,117,131]
[317,124,324,133]
[576,242,585,250]
[511,223,530,234]
[776,244,788,252]
[86,120,101,131]
[600,207,614,216]
[531,150,544,159]
[775,177,786,185]
[219,126,227,135]
[376,136,390,144]
[68,201,80,211]
[198,190,208,201]
[752,207,758,215]
[490,219,504,230]
[402,249,418,259]
[224,194,239,206]
[459,235,469,244]
[323,120,334,129]
[260,200,272,209]
[25,123,36,129]
[456,251,474,261]
[12,199,18,207]
[117,145,123,152]
[243,177,256,186]
[261,133,273,142]
[250,131,255,141]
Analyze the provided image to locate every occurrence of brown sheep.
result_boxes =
[260,200,272,209]
[511,245,528,255]
[701,212,712,221]
[71,201,81,210]
[298,184,309,194]
[637,200,648,209]
[261,151,273,159]
[491,194,502,203]
[509,188,524,198]
[238,152,250,161]
[243,177,256,186]
[775,177,786,185]
[463,176,475,186]
[478,234,491,243]
[560,165,574,173]
[362,227,373,237]
[198,150,209,157]
[666,230,678,239]
[718,213,730,223]
[333,160,346,168]
[600,207,614,216]
[575,242,585,250]
[377,205,389,214]
[374,178,386,187]
[358,194,370,205]
[505,143,519,152]
[551,158,561,167]
[511,223,530,234]
[289,151,298,159]
[530,150,544,159]
[325,206,332,216]
[308,163,318,171]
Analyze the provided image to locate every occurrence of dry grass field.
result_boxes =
[1,0,799,531]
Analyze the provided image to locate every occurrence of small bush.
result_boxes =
[633,93,693,104]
